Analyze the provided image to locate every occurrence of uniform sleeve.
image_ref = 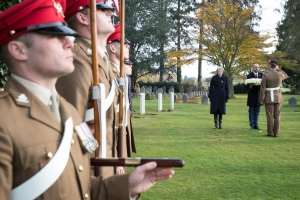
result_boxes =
[0,125,13,199]
[90,174,131,200]
[259,74,266,102]
[56,47,93,121]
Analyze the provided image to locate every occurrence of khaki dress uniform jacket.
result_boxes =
[56,37,116,178]
[0,78,131,200]
[260,68,288,136]
[111,63,136,158]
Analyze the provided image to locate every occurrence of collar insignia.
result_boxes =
[16,94,29,103]
[86,48,92,55]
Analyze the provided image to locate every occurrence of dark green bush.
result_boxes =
[234,83,248,94]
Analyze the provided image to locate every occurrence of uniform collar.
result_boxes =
[12,74,56,106]
[82,38,108,59]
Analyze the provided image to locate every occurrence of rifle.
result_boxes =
[89,0,101,158]
[91,158,184,168]
[117,0,125,158]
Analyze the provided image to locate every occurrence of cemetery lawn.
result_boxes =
[130,94,300,200]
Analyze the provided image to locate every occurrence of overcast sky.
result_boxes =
[182,0,285,79]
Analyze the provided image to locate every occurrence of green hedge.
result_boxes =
[234,83,248,94]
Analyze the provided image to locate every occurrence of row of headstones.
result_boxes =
[174,93,209,104]
[139,85,208,95]
[139,92,175,114]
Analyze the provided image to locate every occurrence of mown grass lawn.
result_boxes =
[130,94,300,200]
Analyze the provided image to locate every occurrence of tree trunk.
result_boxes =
[159,42,165,82]
[227,76,235,98]
[176,0,182,84]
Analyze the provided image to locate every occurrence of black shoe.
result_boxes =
[264,134,273,137]
[274,134,279,137]
[250,126,254,130]
[254,126,261,130]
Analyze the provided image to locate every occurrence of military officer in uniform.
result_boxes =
[246,64,263,130]
[106,25,136,174]
[0,0,174,199]
[260,59,288,137]
[56,0,118,178]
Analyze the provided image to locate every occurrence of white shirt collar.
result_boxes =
[12,74,56,106]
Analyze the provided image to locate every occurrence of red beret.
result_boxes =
[107,23,131,44]
[65,0,115,20]
[0,0,78,46]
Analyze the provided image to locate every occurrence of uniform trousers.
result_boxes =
[265,103,282,136]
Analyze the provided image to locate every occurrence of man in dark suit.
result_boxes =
[247,64,263,130]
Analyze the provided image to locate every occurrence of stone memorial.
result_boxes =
[157,88,163,99]
[183,94,188,103]
[178,93,182,100]
[188,86,192,93]
[145,87,151,93]
[168,87,174,93]
[162,86,166,93]
[288,97,297,107]
[179,86,184,94]
[174,94,177,103]
[202,95,209,105]
[158,93,162,111]
[153,86,157,94]
[163,92,166,99]
[140,86,145,94]
[170,92,174,109]
[140,93,145,114]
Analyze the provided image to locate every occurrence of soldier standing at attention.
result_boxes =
[0,0,174,199]
[260,59,288,137]
[56,0,118,178]
[247,64,263,130]
[107,25,136,174]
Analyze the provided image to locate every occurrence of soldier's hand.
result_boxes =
[249,83,254,88]
[116,166,125,175]
[128,162,174,196]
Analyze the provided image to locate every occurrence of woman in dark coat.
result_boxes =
[208,67,229,129]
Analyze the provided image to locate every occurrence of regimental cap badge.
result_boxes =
[53,0,65,18]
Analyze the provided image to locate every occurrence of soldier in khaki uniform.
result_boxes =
[106,24,136,174]
[260,59,288,137]
[0,0,174,199]
[56,0,118,178]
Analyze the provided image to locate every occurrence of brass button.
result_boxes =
[9,30,15,35]
[71,139,75,144]
[84,193,89,199]
[47,152,53,159]
[78,165,83,171]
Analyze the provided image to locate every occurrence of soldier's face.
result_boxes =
[26,33,74,79]
[110,42,130,59]
[124,64,132,76]
[96,9,114,36]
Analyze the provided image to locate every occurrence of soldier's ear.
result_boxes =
[77,12,89,25]
[108,44,116,53]
[7,40,28,61]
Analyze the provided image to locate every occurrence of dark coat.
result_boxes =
[208,74,229,114]
[246,72,263,107]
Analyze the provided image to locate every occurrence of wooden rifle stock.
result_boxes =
[91,158,184,168]
[117,0,126,157]
[89,0,101,158]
